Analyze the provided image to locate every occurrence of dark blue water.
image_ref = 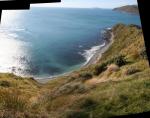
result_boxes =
[0,7,141,78]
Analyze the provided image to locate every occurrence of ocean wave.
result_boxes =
[0,27,26,32]
[81,42,106,65]
[100,27,112,35]
[80,27,112,66]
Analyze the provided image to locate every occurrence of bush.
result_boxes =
[79,72,92,81]
[0,81,11,87]
[93,55,127,75]
[79,98,97,110]
[125,68,141,75]
[143,81,150,89]
[64,110,89,118]
[93,62,107,75]
[140,48,148,59]
[113,55,127,67]
[103,55,127,67]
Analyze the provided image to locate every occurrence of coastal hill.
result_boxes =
[0,24,150,118]
[113,5,139,14]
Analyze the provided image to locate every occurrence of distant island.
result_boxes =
[113,5,139,14]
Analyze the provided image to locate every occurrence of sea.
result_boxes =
[0,7,141,79]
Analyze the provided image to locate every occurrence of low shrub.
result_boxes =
[139,48,148,59]
[143,81,150,89]
[93,55,127,75]
[79,98,97,110]
[93,62,107,75]
[125,68,141,75]
[79,72,93,81]
[0,81,11,87]
[64,110,89,118]
[111,55,127,67]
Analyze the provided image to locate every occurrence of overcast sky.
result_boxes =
[31,0,138,9]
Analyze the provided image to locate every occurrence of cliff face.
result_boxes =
[113,5,139,14]
[0,24,150,118]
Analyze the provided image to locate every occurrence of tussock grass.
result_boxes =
[0,89,28,112]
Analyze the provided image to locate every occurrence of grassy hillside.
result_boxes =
[0,24,150,118]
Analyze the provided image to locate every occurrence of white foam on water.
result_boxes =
[81,42,106,65]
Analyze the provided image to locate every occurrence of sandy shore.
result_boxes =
[37,31,114,83]
[84,31,114,67]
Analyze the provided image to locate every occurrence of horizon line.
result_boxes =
[30,4,137,9]
[30,6,113,9]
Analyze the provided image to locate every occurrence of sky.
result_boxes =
[31,0,138,9]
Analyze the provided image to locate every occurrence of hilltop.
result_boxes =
[0,24,150,118]
[113,5,139,14]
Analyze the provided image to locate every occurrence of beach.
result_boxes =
[37,30,114,83]
[84,30,114,67]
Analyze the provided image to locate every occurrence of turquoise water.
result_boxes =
[0,7,141,78]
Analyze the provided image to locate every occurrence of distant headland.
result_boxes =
[113,5,139,14]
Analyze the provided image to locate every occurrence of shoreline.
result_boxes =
[83,31,114,67]
[37,29,114,83]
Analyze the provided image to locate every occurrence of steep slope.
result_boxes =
[0,24,150,118]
